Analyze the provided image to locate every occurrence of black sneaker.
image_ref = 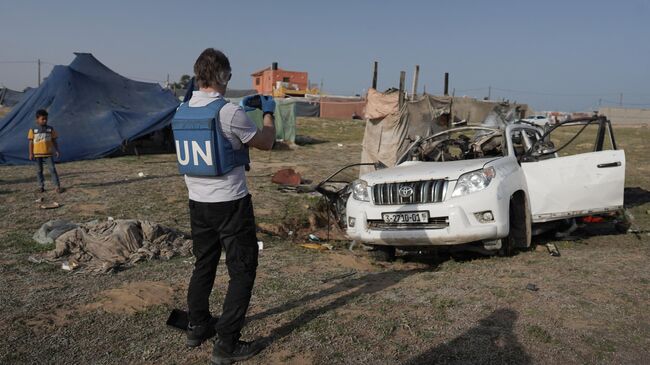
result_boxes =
[211,339,264,365]
[186,316,218,347]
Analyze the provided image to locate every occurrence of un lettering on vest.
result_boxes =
[175,140,214,166]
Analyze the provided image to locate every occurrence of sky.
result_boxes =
[1,0,649,112]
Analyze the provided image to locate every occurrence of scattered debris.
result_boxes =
[61,261,79,271]
[257,241,264,251]
[300,243,328,251]
[277,184,315,194]
[30,218,192,273]
[271,168,302,186]
[546,243,561,257]
[295,135,326,146]
[337,143,343,147]
[526,283,539,291]
[39,202,60,209]
[308,234,321,242]
[34,197,44,203]
[137,172,146,178]
[33,219,79,245]
[257,222,288,237]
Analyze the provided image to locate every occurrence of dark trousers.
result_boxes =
[35,157,60,189]
[187,194,259,344]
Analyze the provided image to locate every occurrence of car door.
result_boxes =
[519,124,625,222]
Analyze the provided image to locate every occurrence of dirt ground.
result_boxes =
[1,118,649,365]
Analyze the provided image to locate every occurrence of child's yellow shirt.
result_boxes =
[28,125,57,157]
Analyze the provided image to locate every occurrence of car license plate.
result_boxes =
[382,211,429,224]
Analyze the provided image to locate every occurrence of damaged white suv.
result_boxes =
[342,116,625,258]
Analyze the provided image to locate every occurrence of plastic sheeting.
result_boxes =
[293,99,320,117]
[360,89,451,175]
[246,98,296,143]
[0,53,179,165]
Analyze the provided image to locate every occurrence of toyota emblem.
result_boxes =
[398,184,414,198]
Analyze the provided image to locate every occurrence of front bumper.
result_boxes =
[346,185,509,246]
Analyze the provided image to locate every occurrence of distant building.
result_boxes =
[251,62,308,96]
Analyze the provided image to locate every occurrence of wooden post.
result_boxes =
[444,72,449,96]
[371,61,378,90]
[398,71,406,108]
[411,65,419,100]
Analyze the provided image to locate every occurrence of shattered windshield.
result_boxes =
[399,127,505,163]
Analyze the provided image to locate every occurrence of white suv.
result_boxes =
[342,116,625,257]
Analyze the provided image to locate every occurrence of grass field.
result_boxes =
[0,117,648,364]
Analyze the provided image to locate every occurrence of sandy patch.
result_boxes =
[84,281,174,314]
[326,252,377,272]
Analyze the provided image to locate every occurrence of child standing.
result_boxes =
[28,109,62,193]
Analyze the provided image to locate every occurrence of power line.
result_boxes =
[600,99,650,107]
[0,60,38,64]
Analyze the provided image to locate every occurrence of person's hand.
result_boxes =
[261,95,276,114]
[240,95,257,112]
[29,153,34,161]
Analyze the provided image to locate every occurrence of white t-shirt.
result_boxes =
[183,91,258,202]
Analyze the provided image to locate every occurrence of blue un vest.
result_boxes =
[171,98,250,176]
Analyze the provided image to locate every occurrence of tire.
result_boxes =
[368,245,396,262]
[498,193,531,256]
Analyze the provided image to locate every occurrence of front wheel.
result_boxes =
[498,193,531,256]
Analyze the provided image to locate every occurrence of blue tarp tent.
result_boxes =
[0,87,31,107]
[0,53,179,165]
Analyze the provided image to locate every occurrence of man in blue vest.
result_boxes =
[181,48,275,364]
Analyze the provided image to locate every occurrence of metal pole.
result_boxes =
[488,85,491,100]
[411,65,419,99]
[619,93,623,106]
[372,61,378,90]
[398,71,406,108]
[37,59,41,87]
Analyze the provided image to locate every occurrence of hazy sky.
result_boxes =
[1,0,649,111]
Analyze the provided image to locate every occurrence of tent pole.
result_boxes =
[371,61,378,90]
[411,65,419,100]
[444,72,449,96]
[398,71,405,108]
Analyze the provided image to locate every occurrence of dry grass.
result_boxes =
[0,118,648,364]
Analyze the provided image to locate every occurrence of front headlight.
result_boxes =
[351,179,370,201]
[451,167,496,197]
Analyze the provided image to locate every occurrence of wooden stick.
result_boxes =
[398,71,406,108]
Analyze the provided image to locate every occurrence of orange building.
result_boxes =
[251,62,308,96]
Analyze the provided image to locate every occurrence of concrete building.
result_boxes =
[251,62,308,96]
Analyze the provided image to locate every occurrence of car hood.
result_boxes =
[361,158,500,184]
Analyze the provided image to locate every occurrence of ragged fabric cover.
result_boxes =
[360,93,451,175]
[33,219,191,273]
